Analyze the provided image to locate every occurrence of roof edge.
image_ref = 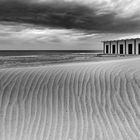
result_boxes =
[101,38,140,42]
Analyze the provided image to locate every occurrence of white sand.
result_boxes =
[0,58,140,140]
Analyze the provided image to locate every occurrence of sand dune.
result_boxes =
[0,58,140,140]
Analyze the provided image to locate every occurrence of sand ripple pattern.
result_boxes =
[0,58,140,140]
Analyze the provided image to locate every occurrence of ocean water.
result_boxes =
[0,50,102,68]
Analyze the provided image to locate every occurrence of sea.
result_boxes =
[0,50,103,68]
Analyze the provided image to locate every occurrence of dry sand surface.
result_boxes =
[0,57,140,140]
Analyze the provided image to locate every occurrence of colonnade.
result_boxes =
[103,39,140,55]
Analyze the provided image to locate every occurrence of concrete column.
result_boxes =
[103,42,105,54]
[125,40,126,55]
[110,41,112,54]
[116,41,118,54]
[108,43,110,54]
[118,44,120,55]
[136,41,138,55]
[136,43,138,55]
[104,43,106,54]
[126,44,128,55]
[136,39,140,55]
[133,40,135,54]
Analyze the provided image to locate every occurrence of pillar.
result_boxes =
[116,41,118,54]
[125,40,126,55]
[108,43,110,54]
[104,42,106,54]
[110,41,111,54]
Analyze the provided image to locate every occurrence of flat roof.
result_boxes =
[102,38,140,42]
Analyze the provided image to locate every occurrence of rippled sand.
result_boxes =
[0,58,140,140]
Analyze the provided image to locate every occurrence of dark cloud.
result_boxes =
[0,1,140,33]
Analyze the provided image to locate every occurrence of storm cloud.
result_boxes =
[0,1,140,33]
[0,0,140,50]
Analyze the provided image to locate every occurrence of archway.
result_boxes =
[112,45,115,54]
[120,44,123,54]
[128,44,132,54]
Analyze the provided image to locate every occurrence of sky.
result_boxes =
[0,0,140,50]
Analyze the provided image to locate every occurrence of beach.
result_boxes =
[0,57,140,140]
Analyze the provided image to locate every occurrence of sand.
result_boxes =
[0,57,140,140]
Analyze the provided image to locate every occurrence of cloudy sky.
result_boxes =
[0,0,140,50]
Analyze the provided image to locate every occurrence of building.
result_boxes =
[103,38,140,55]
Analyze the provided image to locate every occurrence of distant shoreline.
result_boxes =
[0,50,103,56]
